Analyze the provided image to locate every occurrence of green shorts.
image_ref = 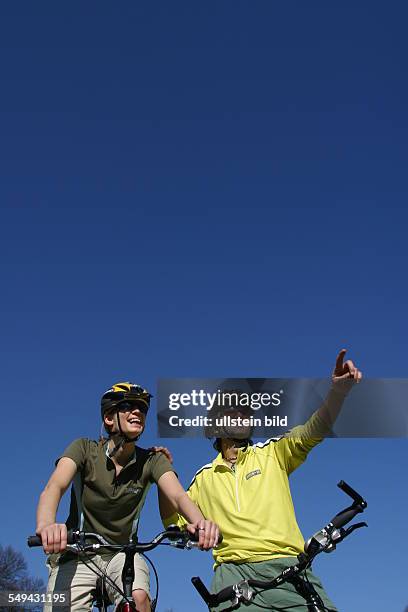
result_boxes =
[210,557,337,611]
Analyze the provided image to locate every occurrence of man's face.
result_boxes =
[222,408,252,439]
[220,438,240,464]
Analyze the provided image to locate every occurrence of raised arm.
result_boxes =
[275,349,363,473]
[317,348,362,429]
[36,457,77,554]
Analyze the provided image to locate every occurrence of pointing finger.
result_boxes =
[334,349,347,372]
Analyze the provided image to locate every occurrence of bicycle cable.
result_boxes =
[141,553,159,611]
[75,543,129,604]
[76,540,174,610]
[223,600,331,611]
[246,569,331,612]
[301,569,329,612]
[139,539,194,611]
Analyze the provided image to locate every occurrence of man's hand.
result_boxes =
[186,520,220,551]
[36,523,67,554]
[332,349,363,391]
[149,446,173,464]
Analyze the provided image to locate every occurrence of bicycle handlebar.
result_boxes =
[329,480,367,529]
[29,526,222,611]
[27,527,207,550]
[28,526,223,550]
[193,480,368,609]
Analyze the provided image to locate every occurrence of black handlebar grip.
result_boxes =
[190,530,200,542]
[66,530,77,544]
[191,577,214,605]
[27,530,77,548]
[191,577,233,606]
[27,535,42,547]
[337,480,366,506]
[330,506,363,529]
[213,584,236,604]
[192,529,223,544]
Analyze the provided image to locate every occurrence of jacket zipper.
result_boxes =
[233,465,240,512]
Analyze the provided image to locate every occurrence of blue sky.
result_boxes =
[1,2,407,611]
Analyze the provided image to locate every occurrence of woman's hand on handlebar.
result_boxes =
[36,523,68,554]
[186,520,220,551]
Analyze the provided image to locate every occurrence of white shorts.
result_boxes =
[45,550,150,611]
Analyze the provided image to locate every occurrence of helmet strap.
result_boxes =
[105,410,141,458]
[106,436,126,458]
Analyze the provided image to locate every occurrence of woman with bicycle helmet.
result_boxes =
[36,381,220,612]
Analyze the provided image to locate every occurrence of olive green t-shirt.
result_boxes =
[59,438,174,545]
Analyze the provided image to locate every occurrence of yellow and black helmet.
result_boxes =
[101,382,152,420]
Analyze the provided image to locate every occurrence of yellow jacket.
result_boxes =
[164,411,328,567]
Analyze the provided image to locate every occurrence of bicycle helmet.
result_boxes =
[101,382,152,455]
[101,382,151,420]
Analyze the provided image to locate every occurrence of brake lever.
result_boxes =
[339,522,368,541]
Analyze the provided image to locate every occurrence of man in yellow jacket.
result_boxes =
[159,349,362,611]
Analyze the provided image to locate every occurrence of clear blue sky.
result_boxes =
[1,2,407,611]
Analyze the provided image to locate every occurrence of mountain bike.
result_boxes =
[28,527,200,611]
[191,480,368,611]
